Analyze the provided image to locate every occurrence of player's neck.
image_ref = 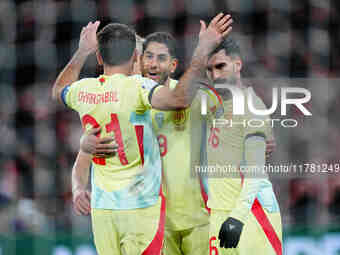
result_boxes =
[103,63,133,77]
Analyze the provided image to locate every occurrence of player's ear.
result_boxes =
[206,69,213,82]
[170,58,178,74]
[234,58,242,73]
[96,51,103,66]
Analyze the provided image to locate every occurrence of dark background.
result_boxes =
[0,0,340,254]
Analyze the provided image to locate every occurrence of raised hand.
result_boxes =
[196,13,233,56]
[52,21,101,104]
[78,21,100,57]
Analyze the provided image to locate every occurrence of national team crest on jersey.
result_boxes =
[172,109,187,131]
[155,112,164,128]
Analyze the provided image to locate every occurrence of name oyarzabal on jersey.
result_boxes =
[61,74,163,210]
[77,90,118,104]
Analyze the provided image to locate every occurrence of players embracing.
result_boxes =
[79,29,216,255]
[52,14,233,255]
[141,32,210,255]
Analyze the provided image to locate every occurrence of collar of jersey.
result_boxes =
[98,73,127,85]
[169,78,178,90]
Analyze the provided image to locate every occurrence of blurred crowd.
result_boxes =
[0,0,340,236]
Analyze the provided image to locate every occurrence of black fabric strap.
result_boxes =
[148,84,161,105]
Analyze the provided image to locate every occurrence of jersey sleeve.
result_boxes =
[229,90,272,222]
[229,136,267,223]
[60,80,83,111]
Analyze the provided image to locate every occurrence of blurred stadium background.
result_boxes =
[0,0,340,254]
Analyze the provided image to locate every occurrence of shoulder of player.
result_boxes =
[129,74,159,91]
[197,84,220,102]
[196,85,223,115]
[70,77,98,89]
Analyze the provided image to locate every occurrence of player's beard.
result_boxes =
[214,74,238,100]
[142,68,170,85]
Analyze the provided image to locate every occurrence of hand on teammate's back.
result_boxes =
[80,127,118,157]
[78,21,101,57]
[195,13,233,57]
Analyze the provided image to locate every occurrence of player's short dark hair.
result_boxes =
[142,32,177,58]
[97,23,136,66]
[210,37,242,59]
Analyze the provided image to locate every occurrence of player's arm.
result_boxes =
[52,21,100,104]
[218,134,267,249]
[80,127,118,156]
[150,13,233,110]
[266,137,276,159]
[72,150,92,216]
